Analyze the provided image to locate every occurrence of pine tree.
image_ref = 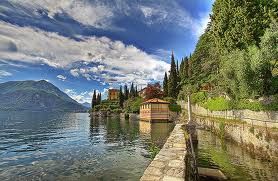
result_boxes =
[168,51,178,98]
[124,84,129,100]
[119,86,124,108]
[163,72,168,97]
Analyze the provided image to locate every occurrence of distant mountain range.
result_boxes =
[0,80,87,112]
[82,102,91,108]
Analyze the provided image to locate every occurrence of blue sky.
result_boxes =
[0,0,214,103]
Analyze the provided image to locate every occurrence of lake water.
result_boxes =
[197,129,278,181]
[0,111,174,181]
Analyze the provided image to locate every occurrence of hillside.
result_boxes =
[0,80,86,112]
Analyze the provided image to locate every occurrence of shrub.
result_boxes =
[203,97,230,111]
[169,104,181,112]
[191,92,207,104]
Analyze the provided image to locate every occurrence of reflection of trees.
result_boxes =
[89,117,101,144]
[104,117,139,144]
[139,121,175,148]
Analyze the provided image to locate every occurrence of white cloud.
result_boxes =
[0,70,12,77]
[70,69,79,77]
[4,0,211,35]
[57,74,66,81]
[7,0,114,29]
[0,21,170,86]
[138,2,211,38]
[65,88,108,103]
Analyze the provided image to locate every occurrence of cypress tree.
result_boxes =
[124,84,129,100]
[129,82,135,98]
[163,72,168,97]
[119,86,124,108]
[92,90,97,108]
[135,85,138,97]
[98,93,102,104]
[168,51,178,98]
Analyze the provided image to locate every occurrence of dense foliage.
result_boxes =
[172,0,278,111]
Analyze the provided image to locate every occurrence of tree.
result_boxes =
[119,86,124,108]
[168,51,178,98]
[129,82,136,98]
[135,85,138,97]
[211,0,276,52]
[124,84,129,100]
[260,20,278,95]
[144,82,164,100]
[91,90,97,108]
[97,93,102,105]
[163,72,168,96]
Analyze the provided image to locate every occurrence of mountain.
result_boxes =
[82,102,91,108]
[0,80,86,112]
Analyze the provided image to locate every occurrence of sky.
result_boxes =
[0,0,214,103]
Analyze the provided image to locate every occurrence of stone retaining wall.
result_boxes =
[140,124,186,181]
[178,101,278,128]
[195,116,278,163]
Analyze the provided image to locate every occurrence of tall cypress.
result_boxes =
[124,84,129,100]
[168,51,178,98]
[135,85,138,97]
[119,86,124,108]
[163,72,168,97]
[129,82,135,98]
[92,90,97,108]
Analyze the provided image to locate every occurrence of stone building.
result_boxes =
[140,98,170,122]
[108,89,119,100]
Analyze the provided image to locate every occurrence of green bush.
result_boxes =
[112,108,122,113]
[169,104,181,112]
[191,91,207,104]
[203,97,230,111]
[124,97,143,113]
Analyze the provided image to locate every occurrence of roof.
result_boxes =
[141,98,170,105]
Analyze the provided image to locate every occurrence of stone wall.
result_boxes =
[195,116,278,163]
[140,124,187,181]
[178,101,278,128]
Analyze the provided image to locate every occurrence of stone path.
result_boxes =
[140,124,186,181]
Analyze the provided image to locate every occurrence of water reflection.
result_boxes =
[0,111,174,180]
[197,129,278,181]
[139,121,175,147]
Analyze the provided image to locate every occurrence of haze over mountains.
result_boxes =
[0,80,86,112]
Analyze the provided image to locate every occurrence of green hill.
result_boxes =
[0,80,86,112]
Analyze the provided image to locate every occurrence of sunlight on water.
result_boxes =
[0,111,174,180]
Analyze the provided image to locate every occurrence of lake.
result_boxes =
[197,129,278,181]
[0,111,174,181]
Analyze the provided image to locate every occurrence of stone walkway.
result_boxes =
[140,124,186,181]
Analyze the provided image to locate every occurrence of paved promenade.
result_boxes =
[140,124,186,181]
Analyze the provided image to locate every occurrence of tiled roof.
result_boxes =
[142,98,170,104]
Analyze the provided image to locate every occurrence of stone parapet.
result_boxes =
[140,124,186,181]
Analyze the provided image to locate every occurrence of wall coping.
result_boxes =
[140,124,186,181]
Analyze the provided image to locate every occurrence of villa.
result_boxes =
[108,89,119,100]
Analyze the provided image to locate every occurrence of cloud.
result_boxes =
[5,0,114,29]
[0,21,170,86]
[57,74,66,81]
[3,0,210,35]
[65,88,108,103]
[0,70,12,77]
